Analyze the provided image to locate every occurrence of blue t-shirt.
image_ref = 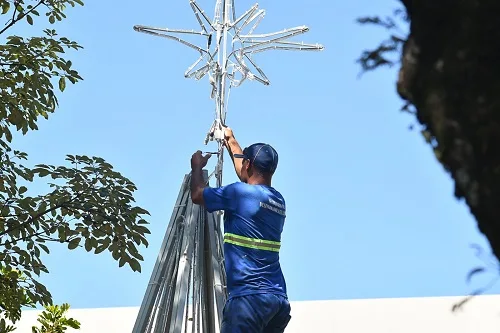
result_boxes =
[203,182,287,299]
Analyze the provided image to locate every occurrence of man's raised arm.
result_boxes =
[224,127,244,181]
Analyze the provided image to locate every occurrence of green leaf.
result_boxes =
[49,15,55,24]
[94,245,107,254]
[129,258,141,273]
[1,1,10,14]
[67,238,81,250]
[26,14,34,25]
[39,170,50,177]
[111,250,120,260]
[130,251,144,261]
[5,128,13,142]
[118,256,126,267]
[19,186,28,194]
[39,244,50,254]
[84,238,92,252]
[58,77,66,92]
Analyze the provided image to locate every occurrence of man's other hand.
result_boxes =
[191,150,211,170]
[224,126,234,142]
[223,126,235,150]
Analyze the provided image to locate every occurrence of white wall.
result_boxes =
[11,295,500,332]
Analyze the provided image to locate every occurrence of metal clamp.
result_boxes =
[204,118,225,145]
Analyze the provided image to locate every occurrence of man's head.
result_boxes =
[233,143,279,184]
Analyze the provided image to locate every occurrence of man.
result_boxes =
[190,127,291,333]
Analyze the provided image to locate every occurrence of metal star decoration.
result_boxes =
[134,0,323,186]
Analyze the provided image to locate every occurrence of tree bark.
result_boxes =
[397,0,500,259]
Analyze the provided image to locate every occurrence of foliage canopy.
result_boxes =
[0,0,151,330]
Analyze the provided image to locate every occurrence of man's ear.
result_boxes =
[246,162,253,175]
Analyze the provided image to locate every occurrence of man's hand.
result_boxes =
[223,126,235,149]
[191,150,211,170]
[224,126,234,142]
[190,151,210,205]
[222,125,245,181]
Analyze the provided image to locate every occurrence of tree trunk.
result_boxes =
[397,0,500,259]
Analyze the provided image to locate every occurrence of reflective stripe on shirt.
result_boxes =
[224,233,281,252]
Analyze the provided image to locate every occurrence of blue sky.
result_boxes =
[9,0,500,309]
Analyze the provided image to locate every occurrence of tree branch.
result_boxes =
[0,186,93,238]
[0,224,60,245]
[0,202,64,238]
[9,0,19,26]
[0,62,22,66]
[0,0,46,36]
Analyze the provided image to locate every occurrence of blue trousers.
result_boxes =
[220,293,291,333]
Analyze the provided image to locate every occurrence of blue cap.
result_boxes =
[233,143,278,174]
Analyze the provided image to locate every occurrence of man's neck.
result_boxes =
[247,176,271,187]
